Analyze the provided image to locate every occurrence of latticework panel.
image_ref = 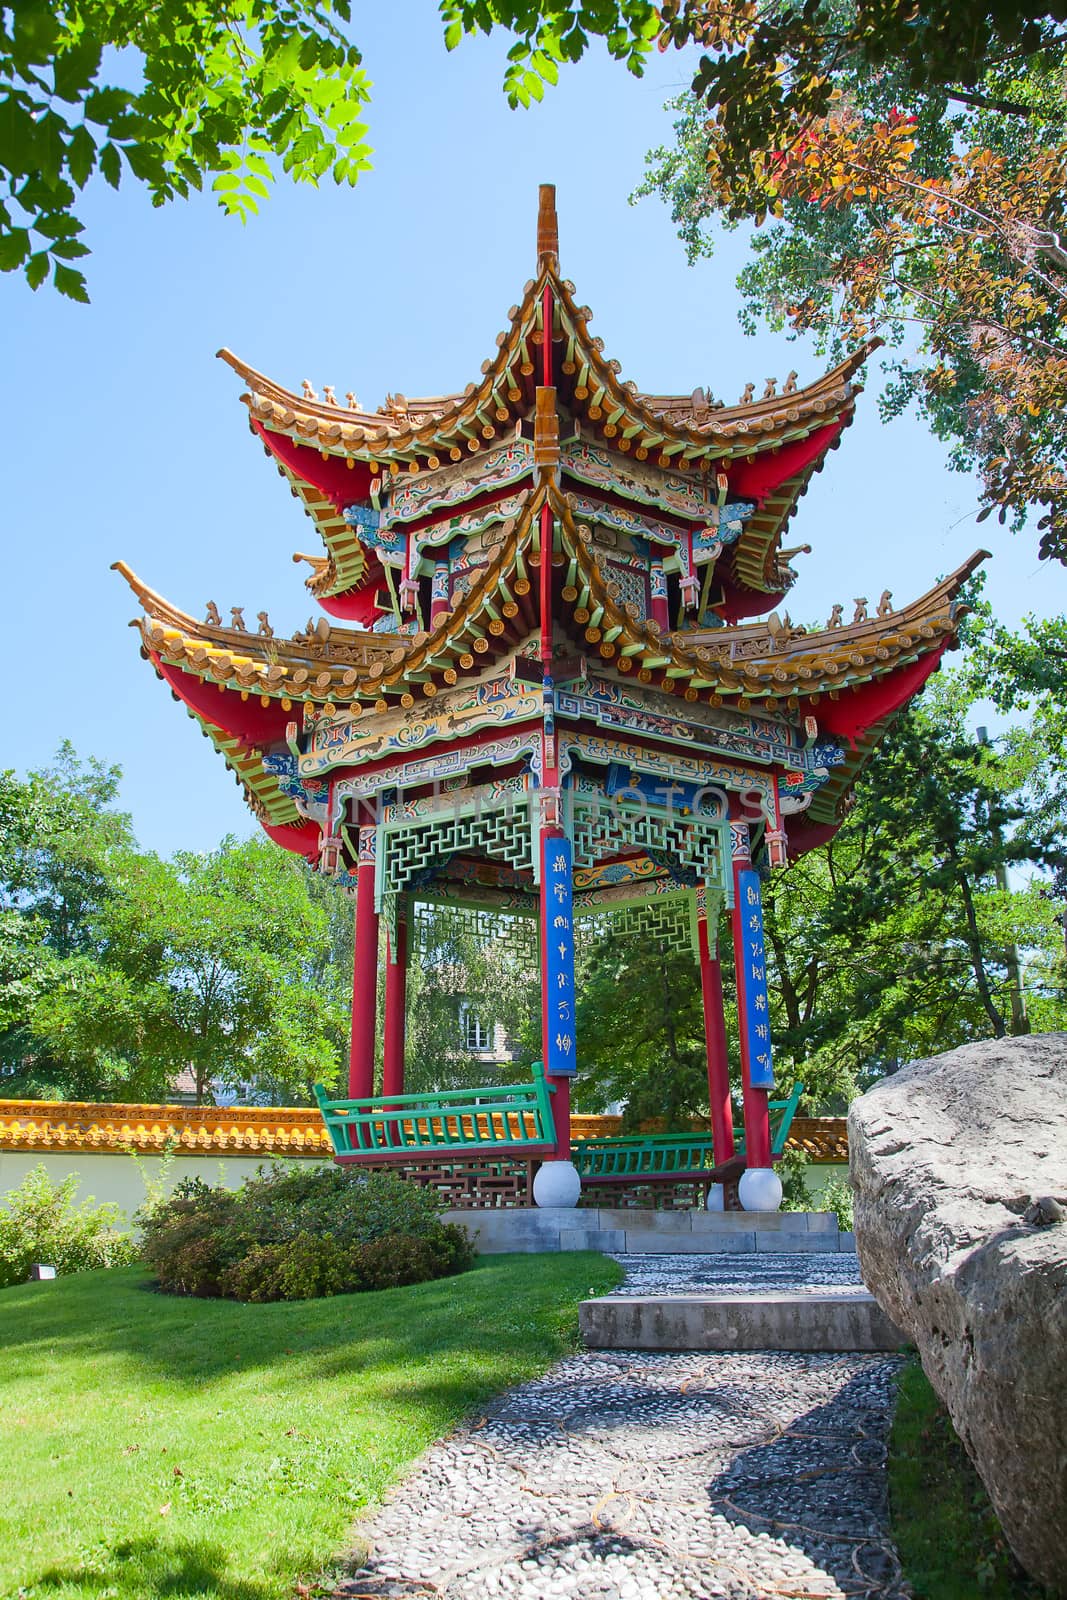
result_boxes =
[335,1156,536,1208]
[575,891,698,956]
[570,794,729,890]
[606,559,648,619]
[577,1178,739,1211]
[378,792,536,939]
[410,899,540,966]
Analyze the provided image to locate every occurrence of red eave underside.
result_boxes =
[154,654,293,748]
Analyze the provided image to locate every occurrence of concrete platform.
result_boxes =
[443,1206,856,1255]
[579,1291,905,1352]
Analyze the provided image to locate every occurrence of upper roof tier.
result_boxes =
[217,186,875,608]
[219,291,867,463]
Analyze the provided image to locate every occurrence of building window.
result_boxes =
[461,1007,493,1053]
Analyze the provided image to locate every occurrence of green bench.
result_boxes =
[571,1082,804,1183]
[314,1070,803,1190]
[314,1061,558,1164]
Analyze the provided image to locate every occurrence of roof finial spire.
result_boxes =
[537,184,558,269]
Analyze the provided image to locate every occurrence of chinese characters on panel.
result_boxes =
[737,868,776,1090]
[543,839,577,1077]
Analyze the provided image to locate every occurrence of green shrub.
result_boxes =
[357,1226,475,1291]
[137,1177,241,1296]
[818,1174,855,1231]
[777,1146,811,1210]
[140,1166,475,1302]
[232,1164,446,1246]
[218,1232,362,1302]
[0,1166,137,1289]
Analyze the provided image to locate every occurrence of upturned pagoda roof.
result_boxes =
[115,186,987,853]
[118,515,984,715]
[115,528,984,833]
[220,286,865,468]
[217,188,874,603]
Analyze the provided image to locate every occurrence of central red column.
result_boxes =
[730,824,772,1169]
[382,912,407,1100]
[348,827,379,1099]
[698,907,735,1166]
[551,1076,571,1160]
[533,257,574,1170]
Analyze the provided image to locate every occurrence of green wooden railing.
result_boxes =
[314,1062,557,1161]
[572,1082,804,1181]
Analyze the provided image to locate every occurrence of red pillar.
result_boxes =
[532,285,573,1169]
[698,910,735,1166]
[348,828,379,1099]
[382,913,407,1100]
[650,548,670,632]
[730,827,772,1169]
[551,1076,571,1161]
[430,560,450,625]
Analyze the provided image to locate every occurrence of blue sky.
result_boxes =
[2,3,1063,856]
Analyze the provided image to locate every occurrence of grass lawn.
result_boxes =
[888,1357,1051,1600]
[0,1253,622,1600]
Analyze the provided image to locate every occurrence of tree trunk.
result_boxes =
[659,949,683,1071]
[948,842,1008,1038]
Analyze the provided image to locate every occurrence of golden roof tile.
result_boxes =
[0,1100,333,1157]
[0,1100,847,1161]
[786,1117,850,1162]
[114,532,985,748]
[221,276,868,472]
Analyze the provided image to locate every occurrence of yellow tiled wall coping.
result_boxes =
[0,1100,848,1162]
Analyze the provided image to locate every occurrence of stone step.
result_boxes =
[580,1292,905,1352]
[443,1207,856,1255]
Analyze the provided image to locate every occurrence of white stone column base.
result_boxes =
[533,1160,581,1208]
[738,1166,783,1212]
[705,1183,726,1212]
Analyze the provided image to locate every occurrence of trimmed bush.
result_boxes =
[218,1232,363,1302]
[818,1173,854,1231]
[139,1166,475,1301]
[0,1166,137,1290]
[357,1229,474,1290]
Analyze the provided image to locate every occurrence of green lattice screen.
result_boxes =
[377,791,537,942]
[409,899,540,966]
[574,889,698,956]
[569,794,730,891]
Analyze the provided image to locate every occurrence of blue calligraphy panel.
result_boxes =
[737,868,775,1090]
[543,836,577,1077]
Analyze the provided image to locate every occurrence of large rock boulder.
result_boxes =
[849,1033,1067,1594]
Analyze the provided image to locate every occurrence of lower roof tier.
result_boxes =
[116,539,985,873]
[116,482,984,720]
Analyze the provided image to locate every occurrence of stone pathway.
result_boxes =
[337,1258,908,1600]
[612,1253,866,1299]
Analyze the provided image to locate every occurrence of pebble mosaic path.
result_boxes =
[610,1253,867,1299]
[337,1257,908,1600]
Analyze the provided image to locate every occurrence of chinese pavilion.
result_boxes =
[115,187,984,1211]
